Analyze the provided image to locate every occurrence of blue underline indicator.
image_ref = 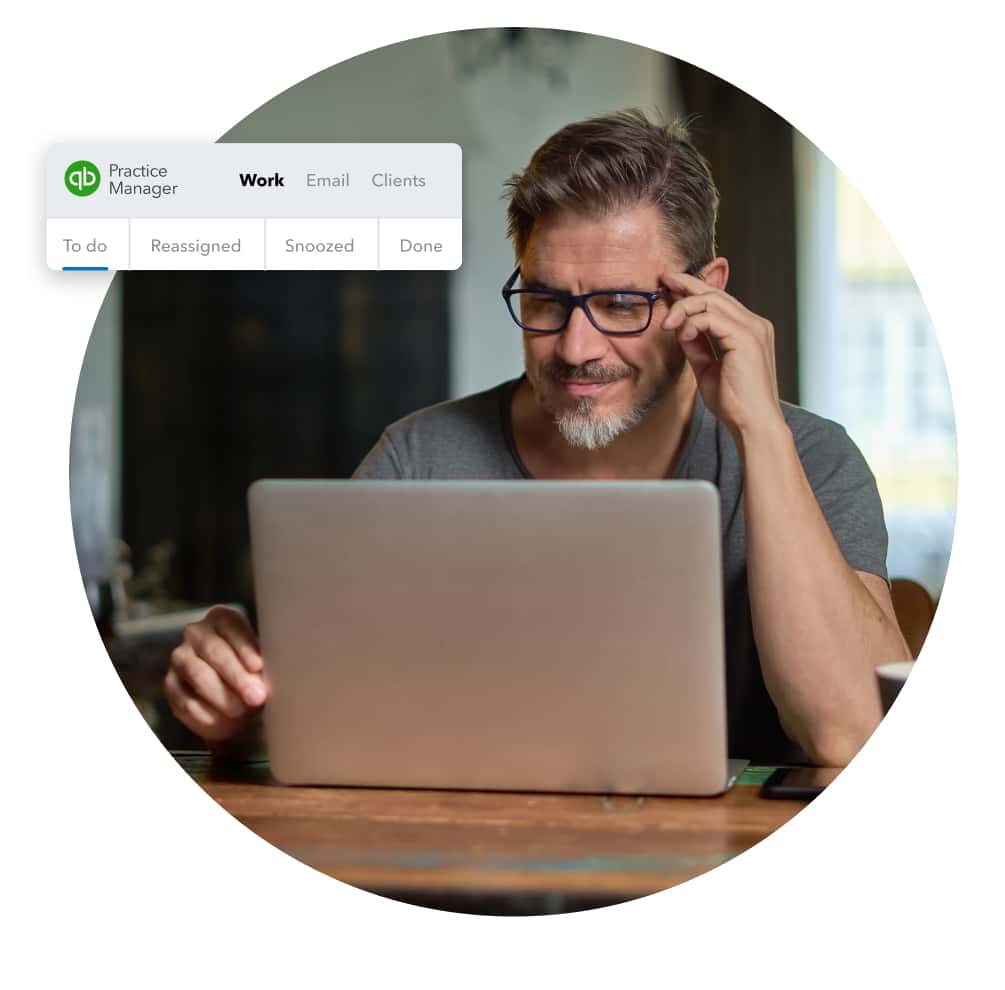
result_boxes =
[63,266,110,271]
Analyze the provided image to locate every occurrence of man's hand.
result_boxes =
[164,605,270,743]
[660,270,783,439]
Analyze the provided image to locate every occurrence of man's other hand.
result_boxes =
[164,605,269,743]
[660,267,783,440]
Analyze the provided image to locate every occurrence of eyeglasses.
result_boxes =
[501,264,699,336]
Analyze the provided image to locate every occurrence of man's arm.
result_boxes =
[661,265,910,766]
[739,420,910,766]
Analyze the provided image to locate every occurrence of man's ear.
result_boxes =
[700,257,729,292]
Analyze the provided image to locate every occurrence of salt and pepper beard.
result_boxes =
[531,352,687,451]
[556,393,654,450]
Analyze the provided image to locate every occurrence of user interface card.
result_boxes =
[47,144,462,272]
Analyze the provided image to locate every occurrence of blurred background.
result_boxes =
[70,29,955,741]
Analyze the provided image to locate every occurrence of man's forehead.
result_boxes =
[521,204,684,276]
[520,248,678,294]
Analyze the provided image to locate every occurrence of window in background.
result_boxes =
[795,136,956,598]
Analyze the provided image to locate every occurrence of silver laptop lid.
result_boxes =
[249,480,729,795]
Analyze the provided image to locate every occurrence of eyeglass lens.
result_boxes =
[516,291,653,332]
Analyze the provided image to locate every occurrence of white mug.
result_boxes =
[876,661,914,714]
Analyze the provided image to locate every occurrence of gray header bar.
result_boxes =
[48,143,462,219]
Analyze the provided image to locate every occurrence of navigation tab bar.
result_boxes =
[47,216,464,270]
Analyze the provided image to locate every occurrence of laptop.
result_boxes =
[248,479,743,795]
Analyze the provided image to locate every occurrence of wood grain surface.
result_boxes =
[181,753,805,913]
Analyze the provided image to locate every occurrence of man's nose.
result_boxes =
[554,304,609,367]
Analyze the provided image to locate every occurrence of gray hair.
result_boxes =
[504,108,720,267]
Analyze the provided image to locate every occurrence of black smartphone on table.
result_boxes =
[760,766,843,801]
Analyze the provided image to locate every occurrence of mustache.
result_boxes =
[542,360,635,384]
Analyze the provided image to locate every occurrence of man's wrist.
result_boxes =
[732,407,792,464]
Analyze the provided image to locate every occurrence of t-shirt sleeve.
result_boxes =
[352,430,407,479]
[792,416,889,582]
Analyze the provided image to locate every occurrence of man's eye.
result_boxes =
[597,294,646,310]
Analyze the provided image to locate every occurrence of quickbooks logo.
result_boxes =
[65,160,101,196]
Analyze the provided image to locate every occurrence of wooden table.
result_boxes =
[180,753,806,914]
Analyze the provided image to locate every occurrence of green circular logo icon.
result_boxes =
[64,160,101,196]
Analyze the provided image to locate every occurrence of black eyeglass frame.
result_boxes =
[501,263,701,336]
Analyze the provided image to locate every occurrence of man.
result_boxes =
[164,109,910,766]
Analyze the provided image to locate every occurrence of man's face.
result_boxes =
[519,203,689,450]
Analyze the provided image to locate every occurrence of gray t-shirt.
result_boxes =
[354,377,888,763]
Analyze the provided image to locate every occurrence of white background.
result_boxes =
[3,2,1003,987]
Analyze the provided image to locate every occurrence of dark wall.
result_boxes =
[677,62,800,403]
[121,270,449,609]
